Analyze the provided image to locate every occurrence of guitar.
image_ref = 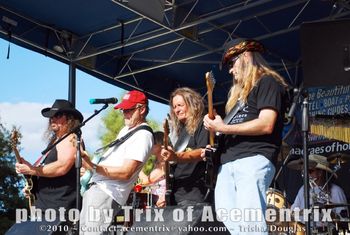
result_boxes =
[80,155,101,196]
[163,118,173,206]
[205,71,216,146]
[80,125,154,196]
[11,128,36,209]
[204,71,217,189]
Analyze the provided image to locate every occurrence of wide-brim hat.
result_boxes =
[309,154,333,174]
[114,90,148,110]
[221,38,265,67]
[41,99,83,122]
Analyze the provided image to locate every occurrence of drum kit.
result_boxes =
[127,183,161,210]
[111,183,162,231]
[266,153,350,235]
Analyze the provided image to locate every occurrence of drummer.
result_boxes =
[291,154,348,226]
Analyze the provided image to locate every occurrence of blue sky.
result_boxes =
[0,39,169,163]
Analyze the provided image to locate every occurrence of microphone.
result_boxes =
[89,97,118,104]
[287,88,302,119]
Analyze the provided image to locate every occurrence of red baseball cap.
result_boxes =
[114,90,148,110]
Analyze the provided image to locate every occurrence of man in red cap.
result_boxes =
[80,90,154,234]
[203,38,289,234]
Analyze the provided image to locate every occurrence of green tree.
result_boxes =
[0,122,27,234]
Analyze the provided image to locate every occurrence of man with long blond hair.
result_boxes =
[161,87,210,206]
[203,38,288,234]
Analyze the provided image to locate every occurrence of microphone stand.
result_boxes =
[273,153,293,190]
[41,103,109,235]
[273,153,293,208]
[301,90,311,235]
[287,86,312,235]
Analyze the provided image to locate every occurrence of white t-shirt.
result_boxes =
[91,123,153,205]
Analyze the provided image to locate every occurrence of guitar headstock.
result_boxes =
[11,128,20,149]
[205,71,216,94]
[11,127,22,163]
[163,118,170,148]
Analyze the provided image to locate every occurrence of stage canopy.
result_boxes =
[1,0,350,105]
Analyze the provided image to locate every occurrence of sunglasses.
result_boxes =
[121,106,142,114]
[308,169,317,173]
[227,55,240,69]
[52,112,65,118]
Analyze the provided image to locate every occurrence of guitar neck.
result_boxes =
[162,118,172,206]
[163,142,171,183]
[12,146,22,163]
[207,91,215,146]
[207,92,214,120]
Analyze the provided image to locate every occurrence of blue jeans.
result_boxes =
[215,155,275,235]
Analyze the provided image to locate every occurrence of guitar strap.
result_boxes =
[216,100,244,146]
[40,125,153,164]
[223,100,244,125]
[173,127,191,152]
[95,124,153,154]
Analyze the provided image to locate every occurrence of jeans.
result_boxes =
[80,184,122,235]
[215,155,275,235]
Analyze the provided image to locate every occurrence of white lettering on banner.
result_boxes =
[289,142,350,156]
[15,206,336,224]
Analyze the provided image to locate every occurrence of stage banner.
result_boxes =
[280,84,350,202]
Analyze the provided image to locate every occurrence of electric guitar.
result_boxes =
[80,155,101,196]
[205,71,216,146]
[11,128,36,209]
[80,125,154,196]
[163,118,173,206]
[204,71,217,189]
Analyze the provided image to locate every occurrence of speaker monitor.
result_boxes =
[300,19,350,87]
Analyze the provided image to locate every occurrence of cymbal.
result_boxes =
[287,159,317,171]
[328,153,350,164]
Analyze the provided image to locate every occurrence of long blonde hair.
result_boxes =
[170,87,204,136]
[225,52,288,113]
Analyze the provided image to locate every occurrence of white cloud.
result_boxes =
[0,102,103,163]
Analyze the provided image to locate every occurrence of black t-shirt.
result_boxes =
[220,76,286,165]
[171,122,209,205]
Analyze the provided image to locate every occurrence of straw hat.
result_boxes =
[309,154,333,174]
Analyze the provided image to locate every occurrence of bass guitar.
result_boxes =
[80,155,101,196]
[163,118,173,206]
[11,128,36,209]
[80,125,154,196]
[205,71,216,146]
[204,71,218,189]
